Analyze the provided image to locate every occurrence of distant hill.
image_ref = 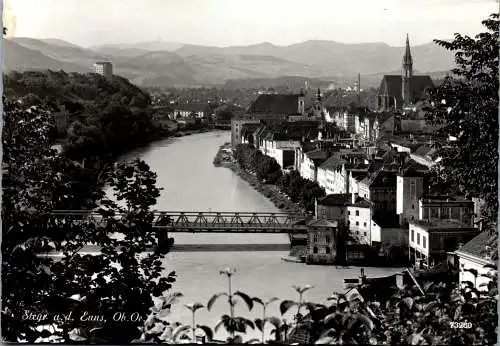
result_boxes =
[3,39,90,73]
[91,40,184,52]
[4,37,456,88]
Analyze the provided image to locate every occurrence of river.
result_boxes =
[112,131,403,341]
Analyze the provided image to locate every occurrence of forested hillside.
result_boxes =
[3,70,158,158]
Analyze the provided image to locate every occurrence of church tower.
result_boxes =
[313,88,322,117]
[402,34,413,106]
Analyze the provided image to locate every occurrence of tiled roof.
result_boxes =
[350,197,372,208]
[318,194,350,206]
[319,153,345,170]
[398,159,429,177]
[361,169,397,188]
[411,218,476,230]
[249,94,301,115]
[456,230,497,262]
[307,219,339,228]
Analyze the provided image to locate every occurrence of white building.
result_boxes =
[396,166,424,226]
[409,219,478,269]
[93,61,113,79]
[347,194,373,244]
[299,149,329,182]
[268,140,301,169]
[454,231,496,290]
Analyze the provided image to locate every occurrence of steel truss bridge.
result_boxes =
[50,210,309,233]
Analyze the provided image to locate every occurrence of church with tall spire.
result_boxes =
[375,34,434,112]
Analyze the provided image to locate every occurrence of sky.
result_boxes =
[3,0,498,47]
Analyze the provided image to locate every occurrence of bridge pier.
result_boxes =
[156,230,173,254]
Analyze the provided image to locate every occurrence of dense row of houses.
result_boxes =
[229,35,495,291]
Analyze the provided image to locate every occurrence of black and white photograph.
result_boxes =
[1,0,499,344]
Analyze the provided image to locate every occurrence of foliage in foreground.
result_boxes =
[139,265,497,345]
[425,13,499,231]
[1,98,174,343]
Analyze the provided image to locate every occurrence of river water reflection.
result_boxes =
[115,131,403,341]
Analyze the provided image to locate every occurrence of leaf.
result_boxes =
[280,300,297,315]
[356,313,375,330]
[184,302,204,312]
[407,333,423,345]
[315,336,335,344]
[254,318,264,332]
[235,291,254,311]
[266,297,280,306]
[207,292,228,311]
[266,316,282,329]
[402,297,414,309]
[323,313,338,325]
[293,284,314,294]
[172,325,190,342]
[245,338,261,344]
[68,328,87,341]
[196,325,214,341]
[252,297,264,306]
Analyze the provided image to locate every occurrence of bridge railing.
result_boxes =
[49,210,308,233]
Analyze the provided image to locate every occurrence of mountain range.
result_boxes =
[4,37,455,88]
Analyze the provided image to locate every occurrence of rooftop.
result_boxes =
[360,169,397,188]
[307,219,339,228]
[419,195,473,204]
[350,197,372,209]
[249,94,301,115]
[456,230,498,262]
[411,218,476,230]
[317,194,350,206]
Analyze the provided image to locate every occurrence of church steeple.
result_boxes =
[403,34,413,68]
[402,33,413,106]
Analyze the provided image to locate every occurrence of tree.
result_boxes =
[1,97,176,343]
[425,13,499,228]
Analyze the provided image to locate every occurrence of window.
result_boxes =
[313,246,318,254]
[356,210,359,216]
[411,229,414,242]
[364,232,367,236]
[325,235,330,243]
[417,233,420,245]
[412,204,415,209]
[325,247,331,254]
[410,181,416,197]
[313,234,318,242]
[341,210,344,214]
[363,222,367,227]
[423,236,427,249]
[348,211,351,215]
[356,221,359,226]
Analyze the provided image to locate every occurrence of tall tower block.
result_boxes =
[402,34,413,106]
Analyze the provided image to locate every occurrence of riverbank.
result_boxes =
[213,144,309,259]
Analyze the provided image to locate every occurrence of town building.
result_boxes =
[418,195,475,226]
[267,140,302,169]
[454,231,497,290]
[173,103,208,119]
[358,169,398,221]
[347,194,373,244]
[408,219,478,269]
[375,35,434,111]
[315,194,350,223]
[306,219,339,265]
[298,149,330,182]
[231,118,261,147]
[93,61,113,79]
[396,165,425,226]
